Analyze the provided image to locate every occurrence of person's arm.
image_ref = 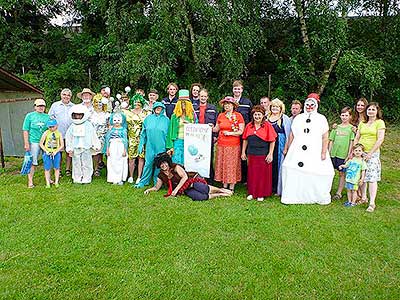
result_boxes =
[321,131,329,160]
[328,140,333,153]
[365,128,385,160]
[171,165,188,196]
[286,132,294,150]
[212,123,220,133]
[266,141,275,163]
[23,131,30,151]
[353,128,360,145]
[225,123,244,136]
[346,140,354,161]
[39,132,47,153]
[57,136,64,154]
[241,139,248,160]
[144,178,163,194]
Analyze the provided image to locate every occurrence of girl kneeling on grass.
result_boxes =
[144,152,233,201]
[338,143,367,207]
[39,119,64,188]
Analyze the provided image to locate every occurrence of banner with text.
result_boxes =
[184,123,212,178]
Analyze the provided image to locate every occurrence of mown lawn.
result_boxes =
[0,127,399,299]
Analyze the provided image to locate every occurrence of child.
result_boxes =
[65,104,101,184]
[39,119,64,188]
[328,107,355,200]
[105,112,129,185]
[339,143,367,207]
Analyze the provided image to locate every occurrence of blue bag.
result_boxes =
[20,151,33,175]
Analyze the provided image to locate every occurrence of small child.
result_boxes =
[105,112,128,185]
[339,143,367,207]
[328,107,355,200]
[39,119,64,188]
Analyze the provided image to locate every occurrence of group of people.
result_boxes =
[22,80,385,212]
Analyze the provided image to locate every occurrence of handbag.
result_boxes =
[20,151,33,175]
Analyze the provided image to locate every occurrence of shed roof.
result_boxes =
[0,67,43,94]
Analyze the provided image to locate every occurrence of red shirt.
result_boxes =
[199,104,207,124]
[216,111,245,146]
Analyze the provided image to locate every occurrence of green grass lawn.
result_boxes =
[1,128,399,299]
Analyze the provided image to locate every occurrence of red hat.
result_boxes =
[307,93,320,102]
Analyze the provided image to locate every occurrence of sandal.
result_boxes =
[65,170,72,176]
[332,194,342,201]
[94,169,101,177]
[366,205,376,212]
[28,184,35,189]
[359,198,368,205]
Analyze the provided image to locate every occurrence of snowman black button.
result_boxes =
[302,145,307,150]
[304,128,310,133]
[298,162,304,167]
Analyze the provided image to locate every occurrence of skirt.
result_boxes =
[214,144,241,184]
[364,152,381,182]
[247,155,273,198]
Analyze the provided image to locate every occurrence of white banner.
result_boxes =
[184,123,212,178]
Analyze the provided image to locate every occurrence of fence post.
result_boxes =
[0,128,5,168]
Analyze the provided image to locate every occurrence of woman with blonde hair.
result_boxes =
[166,89,197,165]
[267,98,291,195]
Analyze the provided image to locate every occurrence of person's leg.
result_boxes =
[337,171,345,195]
[72,152,83,183]
[229,183,235,191]
[346,189,352,205]
[350,190,358,205]
[208,185,233,195]
[137,157,144,179]
[82,150,94,183]
[368,182,378,208]
[44,170,51,187]
[54,169,60,185]
[65,152,72,173]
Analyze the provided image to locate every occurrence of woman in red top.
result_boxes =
[241,105,277,201]
[213,96,245,191]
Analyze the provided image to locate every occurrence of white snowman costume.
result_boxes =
[281,94,334,205]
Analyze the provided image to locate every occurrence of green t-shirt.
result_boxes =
[344,157,367,185]
[358,120,386,152]
[22,112,50,143]
[329,124,355,159]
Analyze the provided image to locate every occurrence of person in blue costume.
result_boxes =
[104,111,128,184]
[134,102,170,188]
[267,98,291,195]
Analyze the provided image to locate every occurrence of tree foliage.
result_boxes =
[0,0,399,120]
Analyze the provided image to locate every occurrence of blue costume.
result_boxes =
[135,102,170,187]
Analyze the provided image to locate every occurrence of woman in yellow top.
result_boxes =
[353,102,385,212]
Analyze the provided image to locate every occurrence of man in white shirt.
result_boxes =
[48,88,75,175]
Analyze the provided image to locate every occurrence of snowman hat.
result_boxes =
[306,93,320,102]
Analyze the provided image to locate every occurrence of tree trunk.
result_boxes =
[317,49,341,95]
[294,0,315,76]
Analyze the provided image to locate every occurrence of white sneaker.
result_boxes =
[127,177,134,183]
[246,195,253,201]
[135,177,141,184]
[117,181,124,185]
[257,197,264,202]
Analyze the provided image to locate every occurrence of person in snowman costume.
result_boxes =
[104,111,129,185]
[281,93,334,205]
[65,104,101,184]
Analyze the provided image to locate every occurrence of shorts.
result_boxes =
[345,182,358,191]
[43,152,61,170]
[30,143,42,166]
[331,157,345,171]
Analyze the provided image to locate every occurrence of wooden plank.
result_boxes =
[0,128,5,168]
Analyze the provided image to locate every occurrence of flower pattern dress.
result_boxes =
[125,109,149,159]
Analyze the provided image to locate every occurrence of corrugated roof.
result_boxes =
[0,67,43,94]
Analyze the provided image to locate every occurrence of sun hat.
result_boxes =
[47,119,57,128]
[219,96,238,107]
[77,88,95,99]
[34,98,46,106]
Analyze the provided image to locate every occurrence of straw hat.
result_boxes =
[219,96,238,108]
[34,98,46,106]
[77,88,95,99]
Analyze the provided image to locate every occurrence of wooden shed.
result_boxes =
[0,67,43,156]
